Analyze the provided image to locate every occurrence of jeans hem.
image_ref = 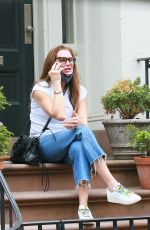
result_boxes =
[76,180,91,189]
[91,153,107,175]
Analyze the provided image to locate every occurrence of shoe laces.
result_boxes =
[114,184,133,196]
[79,206,91,216]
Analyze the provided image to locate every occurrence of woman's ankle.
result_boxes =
[108,182,120,192]
[79,204,88,209]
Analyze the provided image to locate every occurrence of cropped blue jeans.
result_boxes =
[39,125,106,187]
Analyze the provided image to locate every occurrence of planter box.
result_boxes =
[102,119,150,160]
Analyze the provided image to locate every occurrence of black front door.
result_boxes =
[0,0,34,136]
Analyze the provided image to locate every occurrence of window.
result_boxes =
[61,0,74,43]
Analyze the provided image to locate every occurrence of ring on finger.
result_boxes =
[51,63,57,70]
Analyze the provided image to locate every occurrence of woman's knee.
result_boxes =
[76,124,90,133]
[69,141,83,161]
[75,125,92,140]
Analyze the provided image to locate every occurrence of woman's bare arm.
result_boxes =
[63,97,88,128]
[32,88,66,121]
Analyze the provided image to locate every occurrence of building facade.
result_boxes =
[0,0,150,135]
[33,0,150,129]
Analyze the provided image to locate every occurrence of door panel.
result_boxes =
[0,0,34,136]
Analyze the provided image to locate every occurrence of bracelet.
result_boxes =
[54,89,63,94]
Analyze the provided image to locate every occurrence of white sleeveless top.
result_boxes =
[30,81,87,137]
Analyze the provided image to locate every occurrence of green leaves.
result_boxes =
[0,86,10,110]
[0,86,13,156]
[127,125,150,155]
[101,77,150,119]
[0,125,14,155]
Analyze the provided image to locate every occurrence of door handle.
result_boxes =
[24,4,33,44]
[26,25,33,33]
[0,56,4,66]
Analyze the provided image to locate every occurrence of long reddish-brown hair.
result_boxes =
[40,45,80,111]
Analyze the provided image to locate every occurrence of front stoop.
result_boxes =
[2,160,150,225]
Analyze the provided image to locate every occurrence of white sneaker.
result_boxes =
[78,205,94,220]
[107,184,141,205]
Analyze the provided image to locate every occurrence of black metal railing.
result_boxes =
[20,216,150,230]
[137,57,150,119]
[61,216,150,230]
[22,220,61,230]
[0,171,23,230]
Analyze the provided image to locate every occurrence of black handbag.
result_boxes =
[11,135,39,164]
[11,117,52,164]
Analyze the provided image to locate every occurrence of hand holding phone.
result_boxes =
[48,62,64,83]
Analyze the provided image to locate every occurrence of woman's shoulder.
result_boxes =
[79,85,87,101]
[32,81,51,93]
[80,85,87,94]
[33,80,49,88]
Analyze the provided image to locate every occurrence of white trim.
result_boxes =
[43,0,49,56]
[73,0,77,45]
[33,0,63,80]
[88,114,106,122]
[32,0,39,79]
[46,0,62,50]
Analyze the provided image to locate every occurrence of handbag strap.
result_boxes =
[41,116,52,133]
[22,120,31,136]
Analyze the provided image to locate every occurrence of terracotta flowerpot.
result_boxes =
[0,161,4,170]
[134,156,150,189]
[0,155,11,162]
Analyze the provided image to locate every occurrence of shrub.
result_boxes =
[0,86,10,110]
[0,124,14,155]
[127,125,150,155]
[101,77,150,119]
[0,86,13,156]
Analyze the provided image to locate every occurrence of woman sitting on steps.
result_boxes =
[29,45,141,220]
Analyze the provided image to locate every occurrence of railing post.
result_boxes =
[96,220,100,230]
[129,219,134,230]
[0,171,23,230]
[56,222,62,230]
[113,220,118,230]
[9,203,13,228]
[137,57,150,119]
[145,60,150,86]
[0,182,5,230]
[148,218,150,230]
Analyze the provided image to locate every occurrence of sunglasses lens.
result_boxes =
[56,57,76,64]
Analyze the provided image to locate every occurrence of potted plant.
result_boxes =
[101,77,150,159]
[127,124,150,189]
[0,86,13,166]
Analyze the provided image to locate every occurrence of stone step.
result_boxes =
[3,160,140,192]
[5,188,149,222]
